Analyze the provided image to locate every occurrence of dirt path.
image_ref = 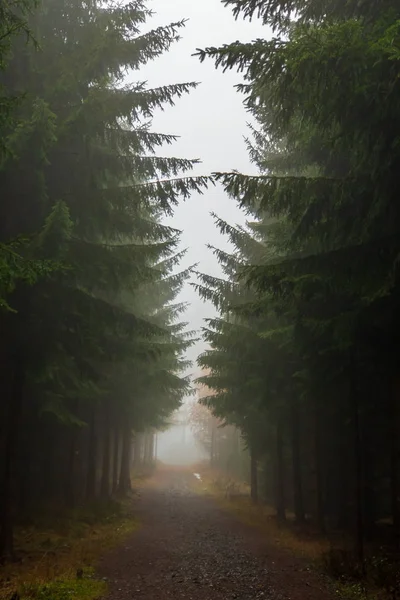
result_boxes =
[99,468,334,600]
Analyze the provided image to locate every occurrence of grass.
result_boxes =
[0,475,148,600]
[18,569,107,600]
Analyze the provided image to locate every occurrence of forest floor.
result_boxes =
[99,465,335,600]
[0,476,147,600]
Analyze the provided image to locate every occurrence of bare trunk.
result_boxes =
[314,399,325,534]
[112,426,120,494]
[250,446,258,504]
[149,432,155,464]
[391,376,400,548]
[65,400,78,508]
[276,416,286,522]
[100,404,111,499]
[86,409,97,500]
[119,421,132,494]
[291,396,305,523]
[210,422,216,466]
[143,432,151,465]
[350,351,364,563]
[133,432,142,469]
[0,357,24,559]
[65,428,77,508]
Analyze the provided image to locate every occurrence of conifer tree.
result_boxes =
[0,0,207,557]
[195,0,400,556]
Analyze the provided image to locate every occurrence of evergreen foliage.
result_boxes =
[0,0,207,558]
[195,0,400,558]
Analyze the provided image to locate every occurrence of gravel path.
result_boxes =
[99,468,334,600]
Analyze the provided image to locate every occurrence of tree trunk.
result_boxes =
[150,432,155,464]
[65,400,78,508]
[314,398,325,534]
[65,428,77,508]
[112,426,120,494]
[86,409,97,500]
[100,403,111,499]
[291,396,305,523]
[18,394,37,521]
[0,357,24,559]
[133,432,142,469]
[276,416,286,522]
[350,351,364,563]
[75,424,85,504]
[119,421,132,494]
[210,422,216,466]
[143,432,151,466]
[390,376,400,549]
[250,446,258,504]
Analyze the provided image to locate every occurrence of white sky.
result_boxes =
[137,0,270,378]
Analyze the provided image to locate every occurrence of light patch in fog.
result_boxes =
[193,473,202,481]
[156,423,208,465]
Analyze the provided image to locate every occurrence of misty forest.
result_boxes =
[1,0,400,599]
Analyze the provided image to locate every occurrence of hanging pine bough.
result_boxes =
[0,0,209,558]
[194,0,400,568]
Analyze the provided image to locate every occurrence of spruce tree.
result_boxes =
[0,0,207,557]
[195,0,400,555]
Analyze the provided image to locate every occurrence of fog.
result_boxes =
[139,0,270,373]
[156,424,208,466]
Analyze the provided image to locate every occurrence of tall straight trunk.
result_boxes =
[18,440,32,520]
[148,432,154,464]
[390,377,400,549]
[210,422,216,466]
[0,357,24,559]
[291,396,305,523]
[112,426,120,494]
[18,393,37,520]
[337,435,351,530]
[75,424,86,504]
[86,409,97,500]
[119,421,132,494]
[350,351,364,563]
[250,446,258,504]
[276,416,286,522]
[143,432,151,465]
[133,432,142,469]
[100,403,111,499]
[65,400,78,508]
[65,428,77,508]
[314,398,325,534]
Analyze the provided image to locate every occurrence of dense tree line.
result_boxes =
[195,0,400,559]
[0,0,207,559]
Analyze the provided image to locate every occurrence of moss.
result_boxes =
[20,570,106,600]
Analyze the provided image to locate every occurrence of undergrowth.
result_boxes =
[323,548,400,600]
[0,492,140,600]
